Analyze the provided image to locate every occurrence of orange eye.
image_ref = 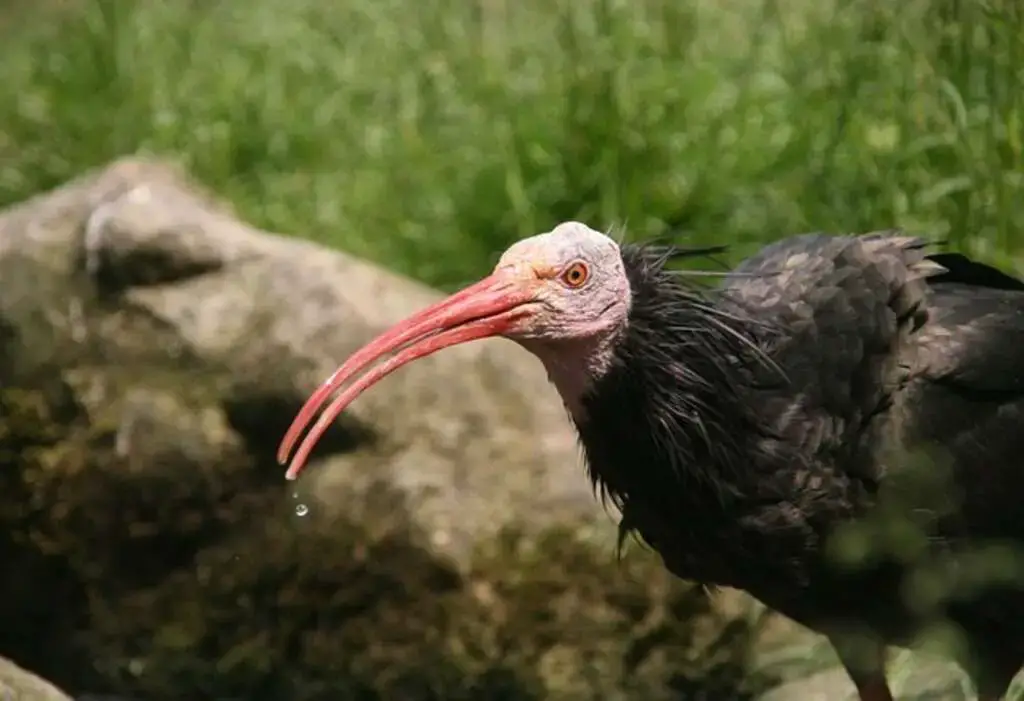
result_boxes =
[560,261,590,288]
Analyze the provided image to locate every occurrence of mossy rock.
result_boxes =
[0,374,775,700]
[0,160,782,700]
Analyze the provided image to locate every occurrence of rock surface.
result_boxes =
[0,158,765,700]
[0,159,975,699]
[0,156,596,556]
[0,658,71,701]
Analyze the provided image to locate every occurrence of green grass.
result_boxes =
[0,0,1021,291]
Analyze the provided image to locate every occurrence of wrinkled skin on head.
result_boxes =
[494,221,632,341]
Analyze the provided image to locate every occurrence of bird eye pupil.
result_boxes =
[562,262,588,287]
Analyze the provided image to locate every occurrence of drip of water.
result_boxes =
[292,491,309,517]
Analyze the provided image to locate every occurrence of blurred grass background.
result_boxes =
[0,0,1021,291]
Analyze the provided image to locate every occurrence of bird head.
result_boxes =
[492,221,632,341]
[278,221,632,479]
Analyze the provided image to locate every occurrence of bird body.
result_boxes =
[580,231,1024,699]
[279,222,1024,700]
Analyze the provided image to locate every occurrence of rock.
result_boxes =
[0,158,975,700]
[0,158,772,700]
[0,157,595,556]
[0,657,71,701]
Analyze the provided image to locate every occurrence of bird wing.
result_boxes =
[898,273,1024,533]
[912,252,1024,394]
[721,231,950,478]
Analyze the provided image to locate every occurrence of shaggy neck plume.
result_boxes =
[570,242,776,522]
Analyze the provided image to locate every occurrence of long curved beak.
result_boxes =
[277,272,538,480]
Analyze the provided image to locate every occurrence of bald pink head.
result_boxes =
[277,221,633,479]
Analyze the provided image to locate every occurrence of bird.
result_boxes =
[276,221,1024,701]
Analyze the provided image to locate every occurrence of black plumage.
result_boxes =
[577,231,1024,700]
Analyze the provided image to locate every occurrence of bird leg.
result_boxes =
[976,692,1010,701]
[969,658,1019,701]
[956,635,1022,701]
[828,634,894,701]
[972,671,1016,701]
[850,677,895,701]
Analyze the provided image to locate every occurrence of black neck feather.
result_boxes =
[576,242,780,543]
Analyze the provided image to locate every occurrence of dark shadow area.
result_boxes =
[222,390,377,464]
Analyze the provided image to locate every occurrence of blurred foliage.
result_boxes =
[0,0,1021,290]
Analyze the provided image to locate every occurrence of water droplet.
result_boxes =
[295,503,309,517]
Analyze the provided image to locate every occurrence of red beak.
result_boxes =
[277,272,537,480]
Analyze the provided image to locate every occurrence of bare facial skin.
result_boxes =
[278,221,632,479]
